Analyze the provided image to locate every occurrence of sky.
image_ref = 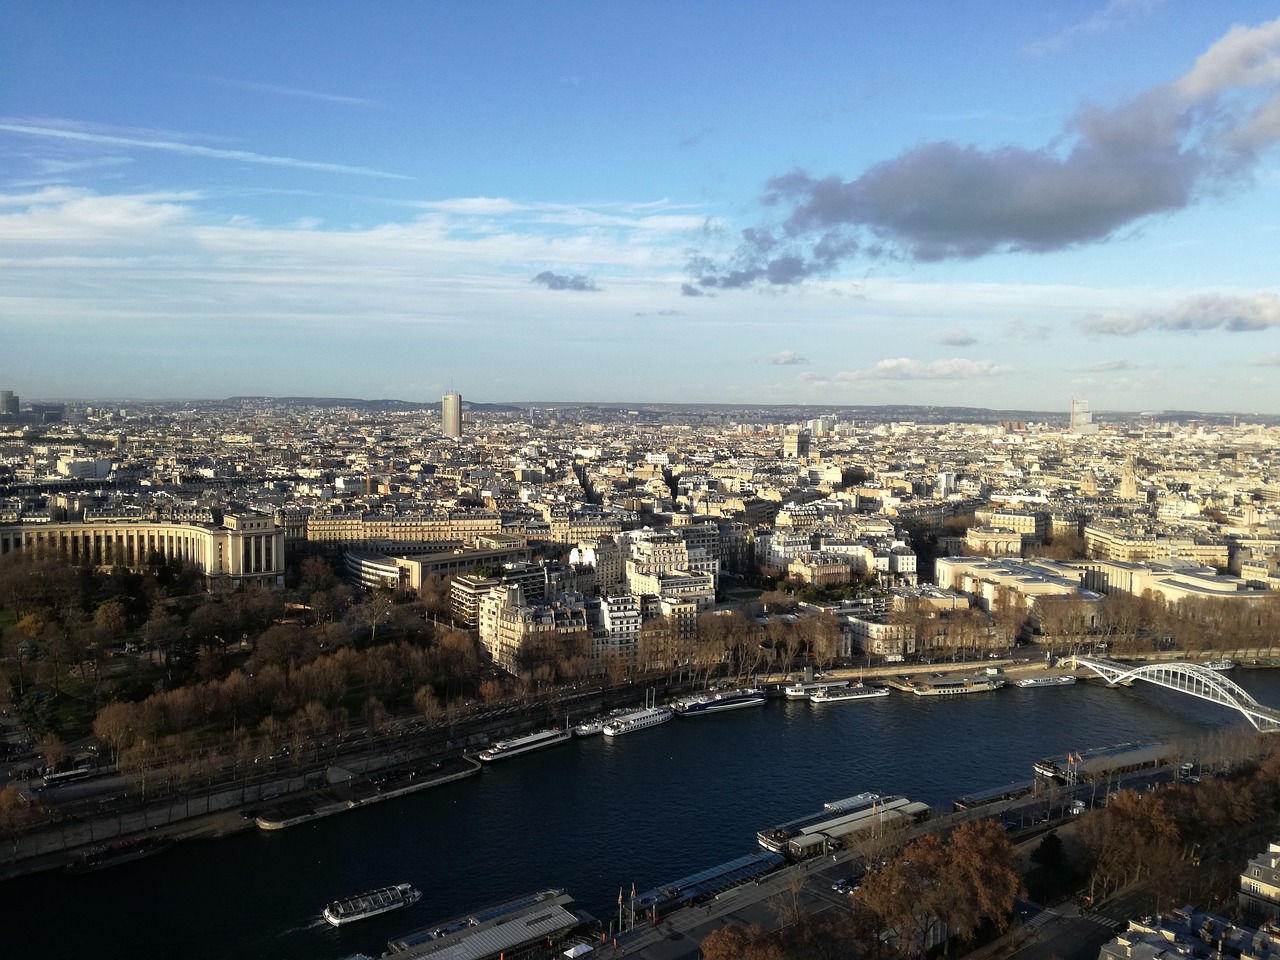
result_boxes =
[3,1,1280,413]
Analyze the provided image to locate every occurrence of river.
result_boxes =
[9,670,1279,959]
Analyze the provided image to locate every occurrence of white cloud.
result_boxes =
[191,75,385,109]
[0,118,411,180]
[769,350,809,365]
[835,358,1006,381]
[1023,0,1165,58]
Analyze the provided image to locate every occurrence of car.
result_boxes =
[831,878,859,895]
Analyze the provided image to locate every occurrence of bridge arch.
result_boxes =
[1062,656,1280,732]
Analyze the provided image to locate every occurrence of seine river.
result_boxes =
[10,670,1280,960]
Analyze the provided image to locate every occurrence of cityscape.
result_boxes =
[4,4,1280,960]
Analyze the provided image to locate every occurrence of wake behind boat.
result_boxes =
[671,687,766,716]
[323,883,421,926]
[478,728,571,762]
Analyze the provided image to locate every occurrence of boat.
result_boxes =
[1205,659,1236,671]
[783,679,849,699]
[1034,741,1169,781]
[573,718,603,736]
[478,728,571,762]
[65,835,174,873]
[602,706,673,737]
[323,882,421,926]
[1015,675,1077,688]
[911,676,1004,697]
[756,792,929,859]
[809,685,890,704]
[672,687,767,716]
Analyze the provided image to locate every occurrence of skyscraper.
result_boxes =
[1068,397,1098,435]
[0,390,17,415]
[442,392,462,438]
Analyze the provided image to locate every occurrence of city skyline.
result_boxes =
[4,3,1280,411]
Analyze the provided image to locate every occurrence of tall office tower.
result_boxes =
[1068,397,1098,435]
[0,391,17,415]
[442,392,462,438]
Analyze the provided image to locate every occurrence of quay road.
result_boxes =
[0,674,741,878]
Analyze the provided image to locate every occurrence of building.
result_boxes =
[0,390,17,415]
[599,594,641,670]
[1069,397,1099,435]
[1241,840,1280,923]
[0,509,284,587]
[441,392,462,438]
[782,430,811,458]
[477,585,589,674]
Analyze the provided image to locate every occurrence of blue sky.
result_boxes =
[3,1,1280,413]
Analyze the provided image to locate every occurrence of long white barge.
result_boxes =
[478,728,571,762]
[1016,675,1077,688]
[783,679,849,699]
[809,685,890,704]
[912,676,1004,697]
[672,687,766,716]
[603,706,673,737]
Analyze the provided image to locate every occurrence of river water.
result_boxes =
[10,671,1280,959]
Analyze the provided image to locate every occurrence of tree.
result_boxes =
[699,924,788,960]
[92,600,128,643]
[944,818,1024,942]
[413,685,443,725]
[299,555,338,596]
[37,732,66,772]
[0,785,44,854]
[350,591,395,646]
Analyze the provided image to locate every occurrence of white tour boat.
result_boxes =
[477,728,571,762]
[1015,675,1077,688]
[602,706,674,737]
[783,679,849,699]
[809,685,891,704]
[323,883,421,926]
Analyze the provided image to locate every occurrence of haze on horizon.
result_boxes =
[3,2,1280,413]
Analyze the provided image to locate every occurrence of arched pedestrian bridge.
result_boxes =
[1061,656,1280,732]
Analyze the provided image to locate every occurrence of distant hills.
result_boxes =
[30,396,1277,427]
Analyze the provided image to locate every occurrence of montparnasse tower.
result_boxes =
[441,392,462,438]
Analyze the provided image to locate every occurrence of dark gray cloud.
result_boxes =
[531,270,599,292]
[1082,292,1280,335]
[680,282,705,297]
[935,329,978,347]
[689,17,1280,287]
